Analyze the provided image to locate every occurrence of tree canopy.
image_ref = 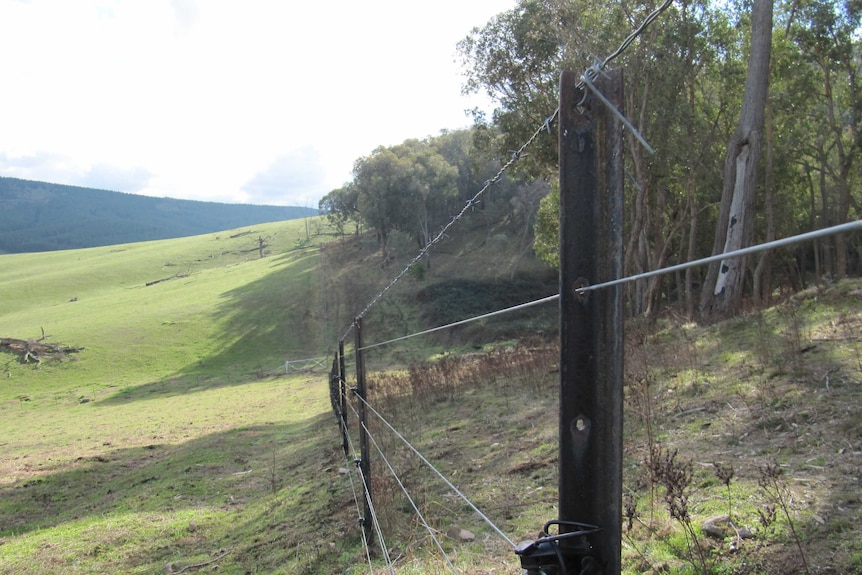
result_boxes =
[460,0,862,316]
[321,0,862,317]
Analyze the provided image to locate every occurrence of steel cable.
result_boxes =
[352,392,517,549]
[362,420,459,573]
[343,401,395,574]
[338,416,377,575]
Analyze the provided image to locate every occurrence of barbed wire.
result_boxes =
[579,0,675,90]
[339,111,559,343]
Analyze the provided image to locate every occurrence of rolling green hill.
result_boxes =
[0,215,860,574]
[0,177,317,254]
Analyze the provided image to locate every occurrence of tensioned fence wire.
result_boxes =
[337,0,676,344]
[359,294,560,351]
[353,221,862,352]
[339,406,395,574]
[577,220,862,294]
[360,418,459,573]
[351,391,518,550]
[337,420,376,575]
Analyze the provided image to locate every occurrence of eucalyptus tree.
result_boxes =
[401,139,459,267]
[345,138,460,263]
[788,0,862,280]
[351,146,413,259]
[319,183,360,236]
[460,0,746,315]
[700,0,773,315]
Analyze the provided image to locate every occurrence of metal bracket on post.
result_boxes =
[515,520,602,575]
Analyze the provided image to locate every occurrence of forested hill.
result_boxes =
[0,177,318,254]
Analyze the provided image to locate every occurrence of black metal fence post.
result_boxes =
[338,339,349,458]
[557,68,625,574]
[353,317,374,547]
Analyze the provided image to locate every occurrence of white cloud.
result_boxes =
[241,147,326,207]
[73,163,153,193]
[0,0,514,207]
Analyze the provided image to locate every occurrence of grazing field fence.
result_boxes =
[312,2,862,571]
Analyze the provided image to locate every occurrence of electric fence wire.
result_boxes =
[359,294,559,351]
[361,419,460,574]
[340,409,396,574]
[338,414,377,574]
[352,392,518,550]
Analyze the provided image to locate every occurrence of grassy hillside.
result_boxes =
[1,216,860,574]
[0,177,317,254]
[0,219,343,573]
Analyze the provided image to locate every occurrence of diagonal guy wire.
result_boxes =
[580,73,655,155]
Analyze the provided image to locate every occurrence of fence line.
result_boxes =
[359,293,560,351]
[330,214,862,574]
[338,419,376,575]
[342,402,395,574]
[320,0,862,570]
[362,419,459,573]
[352,391,517,550]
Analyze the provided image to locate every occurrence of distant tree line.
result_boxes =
[0,178,317,254]
[323,0,862,318]
[319,130,547,268]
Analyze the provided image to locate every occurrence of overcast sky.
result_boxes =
[0,0,514,207]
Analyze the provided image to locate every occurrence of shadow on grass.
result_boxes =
[0,411,335,539]
[98,247,329,405]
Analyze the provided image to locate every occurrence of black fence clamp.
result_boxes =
[515,520,601,575]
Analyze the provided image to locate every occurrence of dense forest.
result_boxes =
[321,0,861,318]
[0,177,317,254]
